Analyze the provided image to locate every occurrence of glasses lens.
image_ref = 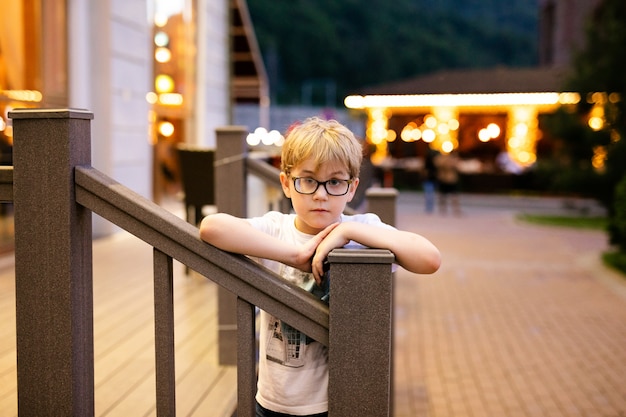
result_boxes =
[295,177,317,194]
[325,179,349,196]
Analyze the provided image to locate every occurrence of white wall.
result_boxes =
[69,0,152,236]
[196,0,231,148]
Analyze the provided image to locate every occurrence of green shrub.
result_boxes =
[602,250,626,276]
[609,174,626,251]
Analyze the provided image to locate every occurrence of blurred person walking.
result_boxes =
[422,149,438,213]
[435,150,461,215]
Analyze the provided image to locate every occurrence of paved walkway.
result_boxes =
[392,192,626,417]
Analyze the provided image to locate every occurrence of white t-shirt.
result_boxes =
[247,211,394,415]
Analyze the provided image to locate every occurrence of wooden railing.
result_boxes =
[7,108,396,417]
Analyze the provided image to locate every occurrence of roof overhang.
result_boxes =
[345,67,580,112]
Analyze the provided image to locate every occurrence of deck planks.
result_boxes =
[0,230,237,417]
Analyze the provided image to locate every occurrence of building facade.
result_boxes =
[0,0,267,240]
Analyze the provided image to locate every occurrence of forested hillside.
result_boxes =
[247,0,539,105]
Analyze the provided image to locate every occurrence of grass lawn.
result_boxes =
[516,214,608,230]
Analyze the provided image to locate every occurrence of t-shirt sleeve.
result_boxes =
[246,211,285,237]
[341,212,396,249]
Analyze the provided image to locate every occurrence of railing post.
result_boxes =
[10,108,95,416]
[215,126,248,365]
[327,248,395,417]
[366,187,398,226]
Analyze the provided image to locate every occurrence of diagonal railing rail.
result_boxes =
[9,108,395,417]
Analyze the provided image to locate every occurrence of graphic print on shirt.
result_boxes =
[265,316,307,367]
[264,266,313,368]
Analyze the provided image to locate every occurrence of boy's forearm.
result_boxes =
[334,222,441,274]
[199,213,298,266]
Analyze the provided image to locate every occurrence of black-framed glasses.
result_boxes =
[291,176,353,196]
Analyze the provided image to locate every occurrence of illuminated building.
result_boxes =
[345,68,577,180]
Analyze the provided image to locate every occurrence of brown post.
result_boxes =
[10,108,94,416]
[366,187,398,226]
[328,248,395,417]
[215,126,248,365]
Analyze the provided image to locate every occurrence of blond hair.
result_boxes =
[280,117,363,178]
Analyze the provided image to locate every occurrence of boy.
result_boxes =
[200,117,440,417]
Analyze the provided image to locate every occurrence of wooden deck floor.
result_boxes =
[0,231,237,417]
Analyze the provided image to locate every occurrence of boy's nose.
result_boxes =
[313,185,329,199]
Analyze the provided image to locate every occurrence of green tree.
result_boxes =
[544,0,626,248]
[247,0,538,105]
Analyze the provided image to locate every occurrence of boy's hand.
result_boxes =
[291,223,339,274]
[311,224,350,284]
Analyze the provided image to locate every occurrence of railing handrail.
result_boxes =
[74,165,331,344]
[246,155,281,185]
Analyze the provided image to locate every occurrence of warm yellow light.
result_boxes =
[387,130,397,142]
[487,123,501,138]
[517,151,535,164]
[422,129,436,143]
[1,89,43,102]
[372,119,386,131]
[344,95,365,109]
[592,146,607,170]
[158,93,183,105]
[154,13,168,27]
[447,119,459,130]
[424,115,437,128]
[508,137,522,148]
[558,92,581,104]
[400,127,412,142]
[591,92,605,104]
[611,130,621,143]
[478,128,491,142]
[588,116,604,131]
[155,47,171,63]
[158,121,175,137]
[441,141,454,153]
[514,123,528,137]
[155,74,175,93]
[367,108,391,152]
[344,92,567,109]
[146,92,158,104]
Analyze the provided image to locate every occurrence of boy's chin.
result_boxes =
[297,219,334,235]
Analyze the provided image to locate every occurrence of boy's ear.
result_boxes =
[279,172,292,198]
[346,177,360,202]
